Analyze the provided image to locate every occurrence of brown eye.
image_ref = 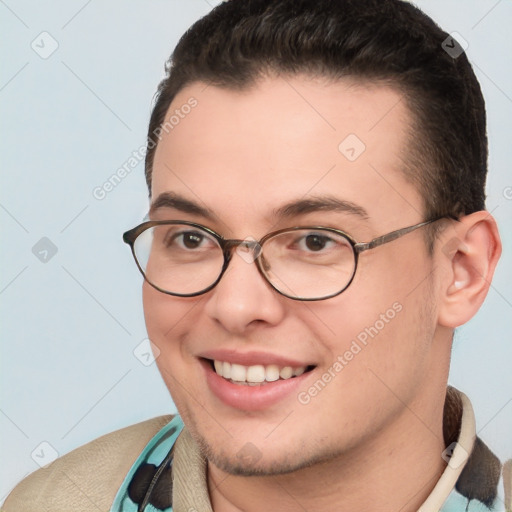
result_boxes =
[181,232,204,249]
[162,229,216,251]
[304,234,330,251]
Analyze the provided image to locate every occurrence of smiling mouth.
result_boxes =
[206,359,316,386]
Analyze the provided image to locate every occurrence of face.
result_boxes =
[143,76,446,475]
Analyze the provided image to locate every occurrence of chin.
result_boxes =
[194,430,341,477]
[208,451,319,477]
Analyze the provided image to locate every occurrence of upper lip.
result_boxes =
[199,349,314,368]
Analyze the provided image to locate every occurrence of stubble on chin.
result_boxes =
[190,426,348,477]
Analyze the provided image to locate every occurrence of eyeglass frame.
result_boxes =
[123,216,450,301]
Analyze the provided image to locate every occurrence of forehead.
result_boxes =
[151,76,422,231]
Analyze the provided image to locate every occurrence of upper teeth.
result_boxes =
[214,360,306,384]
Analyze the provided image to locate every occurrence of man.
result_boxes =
[4,0,507,511]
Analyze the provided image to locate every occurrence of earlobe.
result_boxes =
[438,212,501,328]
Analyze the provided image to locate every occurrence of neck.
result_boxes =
[208,395,447,512]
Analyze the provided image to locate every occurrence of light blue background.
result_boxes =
[1,0,511,504]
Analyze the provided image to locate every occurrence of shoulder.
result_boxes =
[2,415,173,512]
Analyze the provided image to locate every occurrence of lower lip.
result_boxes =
[201,359,311,411]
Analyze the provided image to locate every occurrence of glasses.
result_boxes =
[123,218,443,301]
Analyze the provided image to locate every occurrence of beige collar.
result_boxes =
[172,426,213,512]
[418,389,476,511]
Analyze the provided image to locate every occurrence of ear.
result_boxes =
[437,211,502,328]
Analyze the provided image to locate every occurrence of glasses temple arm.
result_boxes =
[354,217,455,253]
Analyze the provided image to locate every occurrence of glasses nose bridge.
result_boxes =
[223,238,263,260]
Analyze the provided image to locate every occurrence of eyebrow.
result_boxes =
[273,197,369,220]
[149,192,214,219]
[149,192,369,222]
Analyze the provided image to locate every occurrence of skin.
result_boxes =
[143,76,501,511]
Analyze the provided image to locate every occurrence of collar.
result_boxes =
[418,387,476,511]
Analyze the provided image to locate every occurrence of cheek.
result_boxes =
[142,282,167,339]
[142,283,194,358]
[310,251,435,374]
[142,283,201,405]
[297,285,435,435]
[143,283,189,330]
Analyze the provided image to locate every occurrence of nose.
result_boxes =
[203,247,286,334]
